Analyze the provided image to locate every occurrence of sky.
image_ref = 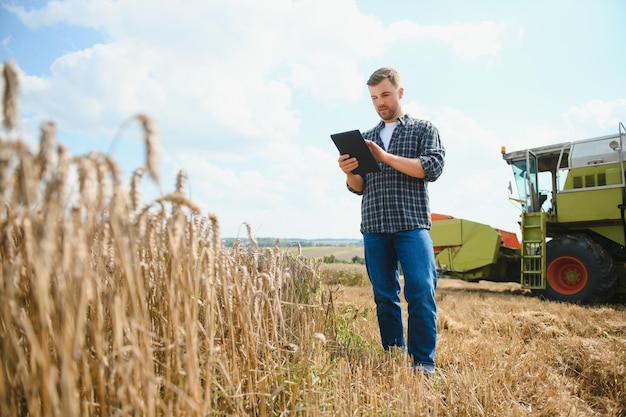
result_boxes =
[1,0,625,240]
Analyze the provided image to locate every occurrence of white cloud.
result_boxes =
[1,36,11,52]
[387,20,507,60]
[563,98,626,132]
[12,0,388,153]
[495,99,626,153]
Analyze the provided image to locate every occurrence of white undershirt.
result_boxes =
[380,121,397,150]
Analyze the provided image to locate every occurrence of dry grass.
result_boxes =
[1,60,625,416]
[332,278,626,416]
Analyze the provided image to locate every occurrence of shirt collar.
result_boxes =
[376,113,408,129]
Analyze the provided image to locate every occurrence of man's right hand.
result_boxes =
[338,154,364,192]
[338,154,359,175]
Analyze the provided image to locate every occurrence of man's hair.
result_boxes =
[367,67,401,88]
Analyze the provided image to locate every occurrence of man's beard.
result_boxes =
[378,106,398,121]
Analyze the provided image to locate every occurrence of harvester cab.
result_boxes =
[502,123,626,303]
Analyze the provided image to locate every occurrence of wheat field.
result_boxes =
[1,60,625,416]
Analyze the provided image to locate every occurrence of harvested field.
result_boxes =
[331,277,626,416]
[287,245,365,263]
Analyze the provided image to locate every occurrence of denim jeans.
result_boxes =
[363,228,438,372]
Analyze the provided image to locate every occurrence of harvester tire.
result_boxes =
[544,234,617,304]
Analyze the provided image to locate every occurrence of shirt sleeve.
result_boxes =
[419,123,445,182]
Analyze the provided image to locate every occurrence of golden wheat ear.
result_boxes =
[134,113,160,184]
[2,60,19,132]
[130,166,147,211]
[175,169,187,194]
[37,122,56,181]
[244,221,258,248]
[210,212,220,249]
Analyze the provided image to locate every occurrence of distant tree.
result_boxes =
[323,254,337,264]
[351,256,365,265]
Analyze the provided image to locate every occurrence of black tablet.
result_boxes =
[331,130,381,175]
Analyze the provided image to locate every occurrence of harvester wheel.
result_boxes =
[544,234,617,304]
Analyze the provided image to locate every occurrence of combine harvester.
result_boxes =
[431,123,626,304]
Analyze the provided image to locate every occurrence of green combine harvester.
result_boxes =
[431,123,626,304]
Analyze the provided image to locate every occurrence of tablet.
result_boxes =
[331,130,381,175]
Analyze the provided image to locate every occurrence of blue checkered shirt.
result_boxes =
[348,114,445,233]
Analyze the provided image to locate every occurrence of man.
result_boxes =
[338,67,445,373]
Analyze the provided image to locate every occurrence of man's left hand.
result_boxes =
[366,140,388,164]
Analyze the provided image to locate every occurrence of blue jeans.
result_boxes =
[363,229,437,372]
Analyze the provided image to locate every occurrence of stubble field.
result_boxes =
[324,265,626,416]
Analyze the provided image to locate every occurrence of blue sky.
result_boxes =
[1,0,625,239]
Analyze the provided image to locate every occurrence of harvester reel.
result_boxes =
[544,234,617,304]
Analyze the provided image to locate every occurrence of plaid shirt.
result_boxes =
[348,114,445,233]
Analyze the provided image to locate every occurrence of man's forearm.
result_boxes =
[384,153,425,178]
[346,173,364,193]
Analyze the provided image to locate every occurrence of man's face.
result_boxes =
[369,78,404,122]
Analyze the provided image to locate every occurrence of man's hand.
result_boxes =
[365,140,388,163]
[338,153,359,175]
[366,140,426,178]
[338,154,364,192]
